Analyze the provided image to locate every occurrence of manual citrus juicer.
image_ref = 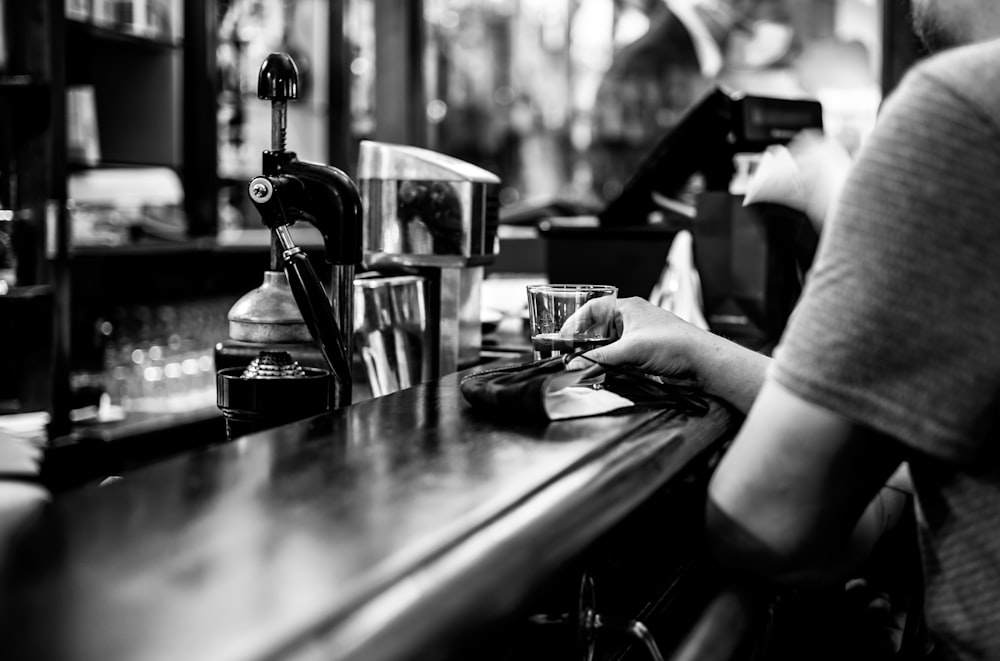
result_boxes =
[215,53,362,436]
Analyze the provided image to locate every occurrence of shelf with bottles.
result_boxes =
[63,245,278,429]
[66,17,182,50]
[63,2,184,176]
[65,0,183,47]
[63,0,189,247]
[69,296,230,424]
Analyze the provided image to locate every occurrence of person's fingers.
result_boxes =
[558,301,598,333]
[565,338,626,371]
[865,595,892,617]
[844,577,869,593]
[557,296,617,337]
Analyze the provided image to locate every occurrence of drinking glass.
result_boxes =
[526,284,618,360]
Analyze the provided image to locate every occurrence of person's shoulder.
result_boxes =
[910,38,1000,96]
[920,38,1000,69]
[888,39,1000,125]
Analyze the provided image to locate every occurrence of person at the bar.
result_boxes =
[589,0,791,202]
[568,1,1000,658]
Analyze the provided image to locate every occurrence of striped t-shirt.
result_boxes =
[771,39,1000,660]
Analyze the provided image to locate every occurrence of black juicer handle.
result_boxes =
[282,248,352,385]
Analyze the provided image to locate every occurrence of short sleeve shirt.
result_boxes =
[770,40,1000,661]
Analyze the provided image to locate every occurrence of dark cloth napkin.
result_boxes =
[460,355,710,423]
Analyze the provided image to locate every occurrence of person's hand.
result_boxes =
[843,577,909,658]
[556,293,619,341]
[564,297,709,380]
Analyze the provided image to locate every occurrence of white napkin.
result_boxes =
[543,369,635,421]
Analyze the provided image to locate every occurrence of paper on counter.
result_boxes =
[543,369,635,420]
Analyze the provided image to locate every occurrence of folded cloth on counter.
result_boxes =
[460,354,710,422]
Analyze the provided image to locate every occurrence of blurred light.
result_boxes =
[427,99,448,123]
[570,121,592,151]
[165,363,182,379]
[143,366,164,382]
[426,6,461,30]
[440,10,460,30]
[149,345,163,361]
[131,349,145,364]
[182,358,200,375]
[350,57,370,76]
[494,85,516,106]
[614,8,650,47]
[198,355,214,372]
[99,320,113,336]
[498,187,521,206]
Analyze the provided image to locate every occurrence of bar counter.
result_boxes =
[1,369,735,661]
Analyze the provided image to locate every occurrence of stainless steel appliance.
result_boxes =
[358,141,500,377]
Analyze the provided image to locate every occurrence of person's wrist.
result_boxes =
[678,326,721,391]
[688,330,754,395]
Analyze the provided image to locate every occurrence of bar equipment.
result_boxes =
[353,273,430,398]
[216,350,331,440]
[215,53,362,432]
[358,141,500,377]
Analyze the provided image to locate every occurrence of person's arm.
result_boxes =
[566,297,770,413]
[706,379,908,587]
[682,330,770,413]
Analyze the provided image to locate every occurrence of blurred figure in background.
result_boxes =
[588,0,791,202]
[588,0,877,203]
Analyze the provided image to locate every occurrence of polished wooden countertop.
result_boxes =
[1,370,734,661]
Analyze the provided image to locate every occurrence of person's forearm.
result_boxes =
[776,484,912,586]
[690,334,771,413]
[707,485,911,587]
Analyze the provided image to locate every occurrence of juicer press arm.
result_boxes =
[242,52,364,402]
[256,150,364,267]
[249,174,353,387]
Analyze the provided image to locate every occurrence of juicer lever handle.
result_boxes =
[258,52,299,101]
[282,245,352,387]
